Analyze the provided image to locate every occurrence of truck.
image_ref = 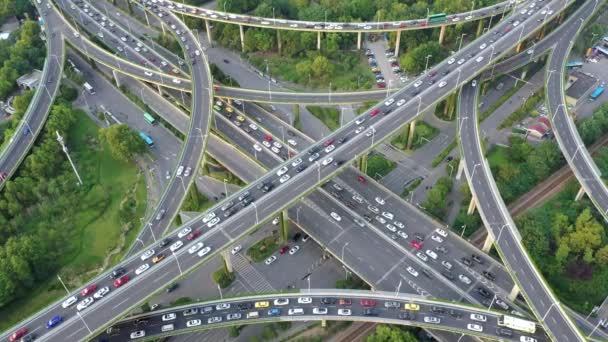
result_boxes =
[591,85,604,100]
[83,82,95,95]
[497,315,536,334]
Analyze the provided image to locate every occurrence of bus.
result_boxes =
[427,13,447,23]
[566,61,583,70]
[143,112,156,125]
[83,82,95,95]
[590,86,604,100]
[138,131,154,147]
[497,315,536,334]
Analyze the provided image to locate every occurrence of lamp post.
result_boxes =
[458,33,467,51]
[424,54,432,74]
[341,242,349,261]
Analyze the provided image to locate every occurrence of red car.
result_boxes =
[370,108,380,116]
[323,139,334,147]
[410,240,423,250]
[427,71,437,78]
[279,245,290,254]
[113,275,130,288]
[9,328,28,342]
[186,229,201,241]
[420,22,428,27]
[81,284,97,296]
[377,83,386,88]
[357,175,366,183]
[264,134,273,142]
[0,171,7,182]
[338,298,352,306]
[360,299,377,307]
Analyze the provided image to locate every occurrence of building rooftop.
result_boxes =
[566,71,597,100]
[16,69,43,90]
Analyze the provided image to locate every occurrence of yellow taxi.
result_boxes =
[404,303,420,311]
[236,115,245,122]
[255,301,270,308]
[152,254,166,264]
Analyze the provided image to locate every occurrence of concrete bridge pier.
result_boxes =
[157,84,163,96]
[482,233,493,253]
[406,120,416,150]
[204,20,212,44]
[317,31,321,50]
[277,30,282,54]
[456,160,465,181]
[357,32,362,50]
[239,25,245,52]
[221,249,233,273]
[575,186,586,201]
[280,209,289,242]
[112,69,121,88]
[467,196,477,215]
[438,25,446,44]
[508,284,520,301]
[395,31,401,56]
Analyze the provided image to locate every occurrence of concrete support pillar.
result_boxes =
[516,41,524,53]
[277,30,282,54]
[558,12,565,24]
[575,186,586,201]
[476,19,485,37]
[482,233,493,253]
[204,20,212,44]
[321,320,327,328]
[394,31,401,57]
[537,26,546,40]
[438,25,446,44]
[456,160,465,180]
[280,209,289,242]
[358,154,368,174]
[317,31,321,50]
[508,284,520,301]
[157,84,163,96]
[515,69,527,88]
[239,24,245,52]
[160,22,166,35]
[112,69,121,88]
[221,250,233,273]
[406,120,416,150]
[467,196,477,215]
[357,32,362,50]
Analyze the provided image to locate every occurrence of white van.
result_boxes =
[246,311,259,319]
[161,324,174,332]
[288,307,304,315]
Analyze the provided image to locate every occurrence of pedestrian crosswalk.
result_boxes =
[231,254,275,293]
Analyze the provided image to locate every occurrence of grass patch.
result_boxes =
[306,106,340,131]
[365,154,396,180]
[498,89,544,129]
[247,235,280,263]
[486,145,510,168]
[391,121,439,150]
[0,110,146,332]
[401,177,423,199]
[212,267,235,289]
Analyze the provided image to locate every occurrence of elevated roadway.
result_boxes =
[0,3,64,188]
[545,0,608,222]
[456,2,601,339]
[2,1,575,340]
[96,290,545,342]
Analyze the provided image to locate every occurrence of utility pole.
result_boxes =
[56,131,83,185]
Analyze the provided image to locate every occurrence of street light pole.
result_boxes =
[56,131,83,185]
[424,54,432,74]
[341,242,349,261]
[458,33,467,51]
[223,178,229,196]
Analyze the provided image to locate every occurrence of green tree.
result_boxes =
[366,325,419,342]
[595,245,608,267]
[311,55,330,77]
[99,124,146,161]
[400,41,449,74]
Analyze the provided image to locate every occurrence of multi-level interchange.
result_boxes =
[1,0,607,341]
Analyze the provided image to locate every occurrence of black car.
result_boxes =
[224,208,236,218]
[430,306,445,314]
[242,197,252,206]
[461,257,472,266]
[496,328,513,337]
[238,302,253,310]
[414,233,425,241]
[201,306,214,314]
[435,246,448,254]
[134,319,148,326]
[295,164,307,173]
[421,269,434,279]
[321,297,337,305]
[334,160,344,167]
[441,271,455,281]
[308,146,320,155]
[399,312,416,320]
[482,271,495,281]
[363,214,372,222]
[363,308,377,316]
[472,254,485,264]
[158,238,171,248]
[110,267,126,279]
[257,182,273,193]
[476,287,492,298]
[448,309,462,318]
[338,137,347,144]
[166,283,179,293]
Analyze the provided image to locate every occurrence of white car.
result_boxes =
[202,212,216,224]
[276,166,288,177]
[330,212,341,221]
[425,249,438,260]
[322,157,334,166]
[467,323,483,332]
[394,221,405,229]
[62,296,78,308]
[365,128,376,137]
[447,57,455,65]
[324,145,335,153]
[353,194,364,203]
[472,80,477,87]
[77,297,94,311]
[188,242,204,254]
[457,58,465,65]
[298,297,312,304]
[186,319,201,327]
[231,245,242,254]
[441,260,453,270]
[144,71,153,77]
[406,266,419,277]
[384,98,395,106]
[397,231,408,239]
[520,337,537,342]
[355,126,365,134]
[470,313,487,322]
[170,240,184,252]
[475,56,484,63]
[338,309,351,316]
[207,217,220,228]
[227,313,241,320]
[396,99,406,106]
[93,286,110,299]
[274,298,289,305]
[431,234,443,243]
[416,252,428,262]
[162,313,176,321]
[216,303,231,310]
[130,331,145,339]
[386,224,397,232]
[265,255,277,265]
[287,139,297,146]
[382,211,394,220]
[253,144,262,152]
[438,81,447,88]
[172,78,182,84]
[279,174,291,183]
[414,80,423,87]
[197,246,212,257]
[313,307,328,314]
[289,245,300,255]
[140,249,155,261]
[375,197,385,205]
[135,263,150,275]
[355,117,366,125]
[292,158,303,167]
[375,216,386,224]
[424,316,440,324]
[435,228,448,237]
[479,43,487,49]
[176,165,184,176]
[458,274,472,285]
